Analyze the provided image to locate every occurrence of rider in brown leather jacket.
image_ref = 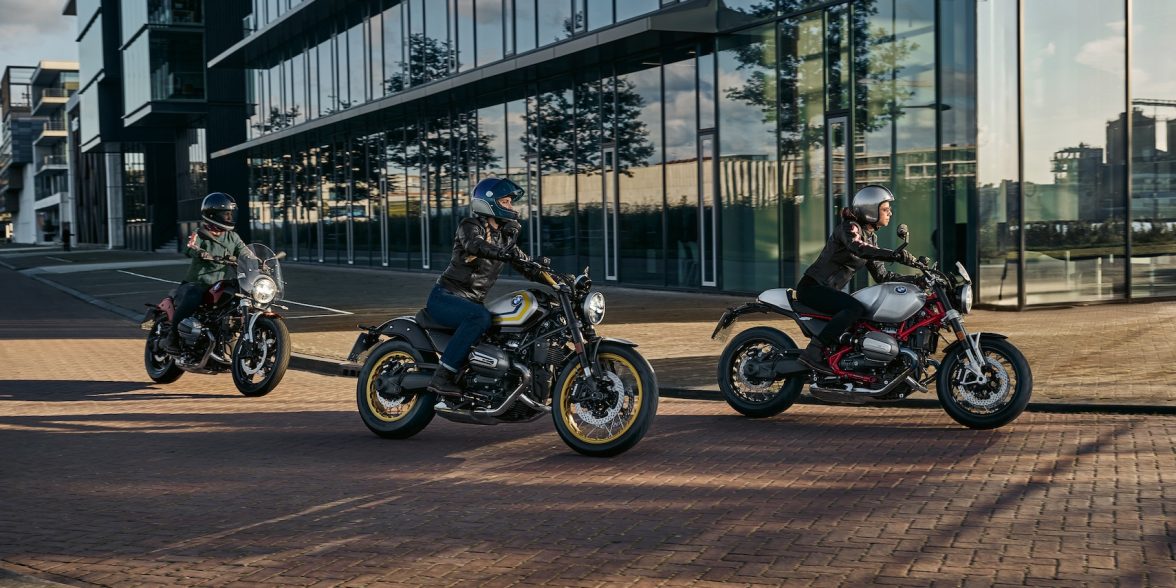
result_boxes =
[797,185,918,375]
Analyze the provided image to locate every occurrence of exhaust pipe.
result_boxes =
[809,367,914,404]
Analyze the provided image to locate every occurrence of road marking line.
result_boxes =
[45,256,74,263]
[117,270,353,316]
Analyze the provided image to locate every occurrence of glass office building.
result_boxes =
[210,0,1176,308]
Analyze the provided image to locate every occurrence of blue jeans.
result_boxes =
[426,284,492,372]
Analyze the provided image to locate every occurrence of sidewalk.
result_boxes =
[6,244,1175,409]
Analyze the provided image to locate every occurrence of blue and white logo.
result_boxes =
[511,294,524,308]
[895,286,908,294]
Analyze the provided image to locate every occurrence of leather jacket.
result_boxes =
[438,216,544,303]
[802,212,917,291]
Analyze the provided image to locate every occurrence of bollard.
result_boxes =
[1096,256,1103,297]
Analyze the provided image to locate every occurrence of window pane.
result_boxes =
[515,0,536,53]
[425,0,449,75]
[780,12,824,287]
[575,73,604,272]
[1023,0,1125,303]
[976,0,1018,306]
[455,0,474,71]
[586,0,611,31]
[383,3,405,93]
[718,0,775,30]
[475,0,503,66]
[538,0,571,47]
[534,80,577,269]
[1131,0,1176,298]
[346,21,366,108]
[615,63,663,285]
[290,51,305,125]
[663,48,698,287]
[853,0,936,289]
[718,25,779,291]
[369,14,383,97]
[938,0,977,282]
[616,0,657,23]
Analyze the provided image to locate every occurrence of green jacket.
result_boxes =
[183,229,248,287]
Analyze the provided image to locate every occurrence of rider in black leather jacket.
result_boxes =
[426,177,547,396]
[797,185,918,375]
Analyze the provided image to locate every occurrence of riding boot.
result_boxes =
[162,327,182,355]
[798,339,835,376]
[427,366,462,397]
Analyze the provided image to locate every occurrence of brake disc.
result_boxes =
[574,371,626,426]
[958,357,1009,409]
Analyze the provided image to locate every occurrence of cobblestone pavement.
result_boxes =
[2,266,1175,586]
[5,246,1176,407]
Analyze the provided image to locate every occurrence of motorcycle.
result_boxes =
[348,264,659,457]
[711,225,1033,429]
[141,243,291,397]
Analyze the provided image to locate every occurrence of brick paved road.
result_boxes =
[2,267,1175,586]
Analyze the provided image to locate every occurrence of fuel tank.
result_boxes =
[852,283,926,323]
[486,290,540,327]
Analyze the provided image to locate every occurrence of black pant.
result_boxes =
[796,275,864,347]
[172,282,206,327]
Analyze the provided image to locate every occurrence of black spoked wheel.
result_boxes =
[717,327,804,418]
[231,316,291,397]
[356,340,436,439]
[552,343,658,457]
[937,337,1033,429]
[144,319,183,384]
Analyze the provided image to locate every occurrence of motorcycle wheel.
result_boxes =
[552,342,658,457]
[144,319,183,384]
[937,337,1033,429]
[356,340,436,439]
[717,326,803,418]
[231,315,291,397]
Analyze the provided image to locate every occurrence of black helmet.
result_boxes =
[850,185,894,225]
[201,192,237,231]
[470,177,524,221]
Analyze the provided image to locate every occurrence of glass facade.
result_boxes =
[229,0,1176,305]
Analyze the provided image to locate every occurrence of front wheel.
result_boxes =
[356,340,436,439]
[144,318,183,384]
[231,315,291,397]
[552,343,658,457]
[937,337,1033,429]
[717,327,804,418]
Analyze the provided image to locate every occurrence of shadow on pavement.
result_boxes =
[0,380,239,402]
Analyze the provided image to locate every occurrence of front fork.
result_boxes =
[943,309,989,385]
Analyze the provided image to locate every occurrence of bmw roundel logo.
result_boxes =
[895,286,908,294]
[511,294,524,308]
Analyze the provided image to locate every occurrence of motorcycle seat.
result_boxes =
[414,309,455,332]
[787,289,831,318]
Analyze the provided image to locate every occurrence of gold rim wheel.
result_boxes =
[559,352,643,444]
[365,350,419,423]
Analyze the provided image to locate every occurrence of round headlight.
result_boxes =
[252,276,278,305]
[581,291,606,325]
[957,283,972,314]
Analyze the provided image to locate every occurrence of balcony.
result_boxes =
[34,120,68,145]
[31,87,76,115]
[36,154,68,174]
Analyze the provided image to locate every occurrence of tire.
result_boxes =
[356,340,436,439]
[717,326,804,418]
[937,337,1033,429]
[144,318,183,384]
[231,315,291,397]
[552,343,658,457]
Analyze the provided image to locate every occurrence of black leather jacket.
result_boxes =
[802,214,917,290]
[438,216,544,303]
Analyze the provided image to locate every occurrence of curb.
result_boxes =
[0,566,77,587]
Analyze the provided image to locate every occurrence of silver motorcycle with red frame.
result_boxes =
[141,244,291,397]
[712,225,1033,429]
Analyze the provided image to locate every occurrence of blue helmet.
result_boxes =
[470,177,524,221]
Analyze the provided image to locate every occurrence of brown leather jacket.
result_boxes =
[802,210,917,290]
[438,216,544,303]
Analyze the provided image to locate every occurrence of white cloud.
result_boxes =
[0,1,76,75]
[1075,35,1125,78]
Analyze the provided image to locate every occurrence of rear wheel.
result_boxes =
[552,343,658,457]
[144,318,183,384]
[937,337,1032,429]
[717,327,804,418]
[231,316,291,397]
[356,340,436,439]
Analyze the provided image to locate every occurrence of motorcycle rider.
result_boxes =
[796,185,919,375]
[426,177,550,396]
[163,192,249,355]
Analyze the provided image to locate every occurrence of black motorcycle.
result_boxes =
[348,264,658,457]
[142,244,291,397]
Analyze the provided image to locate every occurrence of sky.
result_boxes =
[0,0,78,76]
